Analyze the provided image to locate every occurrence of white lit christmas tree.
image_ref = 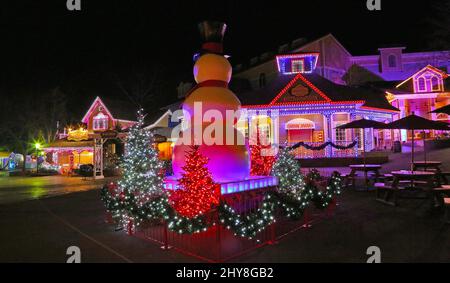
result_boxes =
[271,146,305,199]
[118,109,165,199]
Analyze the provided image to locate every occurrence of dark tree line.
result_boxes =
[0,87,70,170]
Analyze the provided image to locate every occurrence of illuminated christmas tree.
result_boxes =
[170,145,220,218]
[118,109,165,198]
[249,128,275,176]
[116,109,165,232]
[271,146,305,198]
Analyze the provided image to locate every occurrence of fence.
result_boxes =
[134,185,337,262]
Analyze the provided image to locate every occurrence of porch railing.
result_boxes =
[288,141,357,159]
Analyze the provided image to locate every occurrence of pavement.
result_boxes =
[0,175,117,204]
[0,148,449,262]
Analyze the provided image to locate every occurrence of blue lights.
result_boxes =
[165,176,278,195]
[276,53,319,75]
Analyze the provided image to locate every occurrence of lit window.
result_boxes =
[93,112,109,130]
[291,60,304,73]
[356,129,364,150]
[388,54,397,68]
[417,77,426,92]
[335,125,347,143]
[335,129,346,142]
[431,76,440,91]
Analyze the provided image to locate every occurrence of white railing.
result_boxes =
[288,141,357,159]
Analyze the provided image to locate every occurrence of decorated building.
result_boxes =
[232,35,450,87]
[43,97,137,177]
[162,34,450,152]
[236,53,398,158]
[385,65,450,141]
[150,51,400,159]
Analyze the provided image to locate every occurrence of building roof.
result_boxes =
[233,33,348,75]
[304,74,399,111]
[145,100,183,128]
[81,96,139,123]
[237,74,296,105]
[45,140,94,149]
[238,73,398,112]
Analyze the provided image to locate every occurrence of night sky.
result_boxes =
[0,0,442,118]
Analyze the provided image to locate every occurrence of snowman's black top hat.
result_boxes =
[198,21,227,55]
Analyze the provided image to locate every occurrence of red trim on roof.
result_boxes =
[269,73,332,105]
[81,97,115,124]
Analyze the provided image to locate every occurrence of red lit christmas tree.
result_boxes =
[169,145,220,218]
[250,126,275,176]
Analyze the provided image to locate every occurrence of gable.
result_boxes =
[396,65,448,93]
[270,74,331,105]
[81,97,115,125]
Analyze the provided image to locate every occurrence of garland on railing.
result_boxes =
[101,170,342,238]
[101,185,212,234]
[289,140,358,151]
[101,137,344,239]
[218,171,342,239]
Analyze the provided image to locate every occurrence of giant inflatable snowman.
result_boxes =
[172,21,250,182]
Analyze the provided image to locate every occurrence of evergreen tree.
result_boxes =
[118,109,165,200]
[271,146,305,198]
[249,128,275,176]
[170,145,220,218]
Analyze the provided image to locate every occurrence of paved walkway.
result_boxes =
[0,148,449,262]
[0,175,117,204]
[0,184,448,262]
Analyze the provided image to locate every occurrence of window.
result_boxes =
[334,123,347,143]
[431,76,440,91]
[291,59,304,73]
[388,54,397,68]
[356,129,364,150]
[335,128,346,143]
[417,77,426,92]
[259,73,266,88]
[93,112,109,130]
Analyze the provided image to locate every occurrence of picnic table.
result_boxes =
[376,170,437,206]
[413,161,442,171]
[433,185,450,208]
[412,161,447,184]
[345,164,382,190]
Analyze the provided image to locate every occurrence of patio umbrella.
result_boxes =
[386,114,450,170]
[336,119,388,167]
[430,104,450,115]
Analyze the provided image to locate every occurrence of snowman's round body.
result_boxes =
[172,53,250,182]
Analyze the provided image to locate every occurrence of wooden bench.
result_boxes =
[441,172,450,185]
[375,182,399,206]
[342,173,358,189]
[374,173,394,183]
[433,186,450,208]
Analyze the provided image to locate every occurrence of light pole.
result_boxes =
[35,143,41,173]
